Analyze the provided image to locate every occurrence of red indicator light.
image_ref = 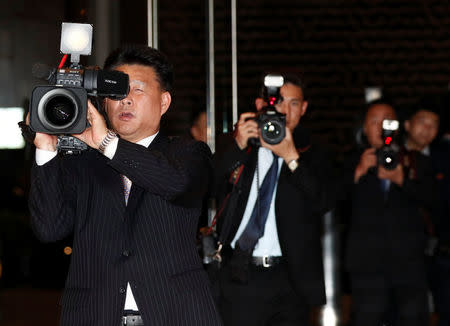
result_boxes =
[385,136,392,145]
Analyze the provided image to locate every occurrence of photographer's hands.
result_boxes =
[234,112,299,163]
[354,148,404,185]
[73,100,108,150]
[24,113,58,151]
[354,148,377,183]
[234,112,258,150]
[260,127,299,164]
[378,164,404,186]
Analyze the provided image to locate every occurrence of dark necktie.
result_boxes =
[237,153,279,251]
[380,178,390,200]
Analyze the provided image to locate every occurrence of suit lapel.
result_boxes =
[93,152,127,213]
[123,133,169,214]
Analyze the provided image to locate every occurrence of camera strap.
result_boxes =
[198,162,245,263]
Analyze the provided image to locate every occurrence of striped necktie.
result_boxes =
[121,175,132,205]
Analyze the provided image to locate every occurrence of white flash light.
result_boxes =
[365,87,382,103]
[60,23,93,63]
[382,119,399,131]
[264,75,284,88]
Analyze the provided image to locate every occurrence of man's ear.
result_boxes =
[404,120,411,133]
[255,98,265,111]
[300,101,308,117]
[160,91,172,116]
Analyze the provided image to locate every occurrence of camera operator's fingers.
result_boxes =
[354,148,377,182]
[378,164,404,186]
[22,111,57,150]
[234,116,258,149]
[361,148,377,166]
[33,132,58,151]
[87,100,108,147]
[238,112,256,124]
[261,127,298,162]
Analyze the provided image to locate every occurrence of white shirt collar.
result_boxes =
[136,132,159,148]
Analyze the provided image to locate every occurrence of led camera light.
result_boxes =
[60,23,93,56]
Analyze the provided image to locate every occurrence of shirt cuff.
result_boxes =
[35,148,58,166]
[102,136,119,160]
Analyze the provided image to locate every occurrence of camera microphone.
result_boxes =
[32,63,56,81]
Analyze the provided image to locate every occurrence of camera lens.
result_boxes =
[44,95,76,126]
[263,121,282,140]
[37,88,79,130]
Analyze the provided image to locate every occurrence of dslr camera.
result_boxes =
[29,23,129,153]
[249,74,286,146]
[377,119,400,170]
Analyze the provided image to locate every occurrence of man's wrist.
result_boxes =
[98,130,118,153]
[283,151,300,164]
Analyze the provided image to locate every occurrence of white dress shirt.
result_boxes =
[231,146,283,257]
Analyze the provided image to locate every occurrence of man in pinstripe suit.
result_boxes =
[28,46,222,326]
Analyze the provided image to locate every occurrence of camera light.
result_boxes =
[60,23,93,57]
[365,87,382,103]
[382,119,399,131]
[264,75,284,88]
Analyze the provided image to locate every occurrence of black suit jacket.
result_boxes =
[29,134,222,326]
[213,129,330,306]
[346,149,436,280]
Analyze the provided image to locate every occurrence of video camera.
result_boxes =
[377,119,400,170]
[29,23,129,154]
[249,74,286,146]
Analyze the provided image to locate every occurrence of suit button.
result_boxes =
[119,287,126,294]
[122,250,131,257]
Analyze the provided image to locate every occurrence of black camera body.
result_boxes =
[377,119,400,170]
[29,67,129,134]
[254,109,286,145]
[250,75,286,146]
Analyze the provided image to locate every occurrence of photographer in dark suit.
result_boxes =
[28,46,222,326]
[346,99,435,326]
[213,74,329,326]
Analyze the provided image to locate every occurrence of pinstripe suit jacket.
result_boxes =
[29,134,223,326]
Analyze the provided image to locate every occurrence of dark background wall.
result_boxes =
[158,0,450,155]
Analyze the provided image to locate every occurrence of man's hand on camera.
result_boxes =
[73,100,108,150]
[260,127,299,164]
[354,148,377,183]
[234,112,259,150]
[24,113,58,151]
[378,164,404,186]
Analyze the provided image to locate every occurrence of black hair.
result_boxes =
[282,73,306,98]
[407,95,443,120]
[103,45,173,92]
[365,97,396,114]
[189,109,206,127]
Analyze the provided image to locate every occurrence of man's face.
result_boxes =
[405,110,439,150]
[363,104,396,149]
[104,64,171,143]
[190,111,207,142]
[256,82,307,131]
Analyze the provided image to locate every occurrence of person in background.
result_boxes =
[213,73,330,326]
[406,96,450,326]
[190,110,207,143]
[346,98,435,326]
